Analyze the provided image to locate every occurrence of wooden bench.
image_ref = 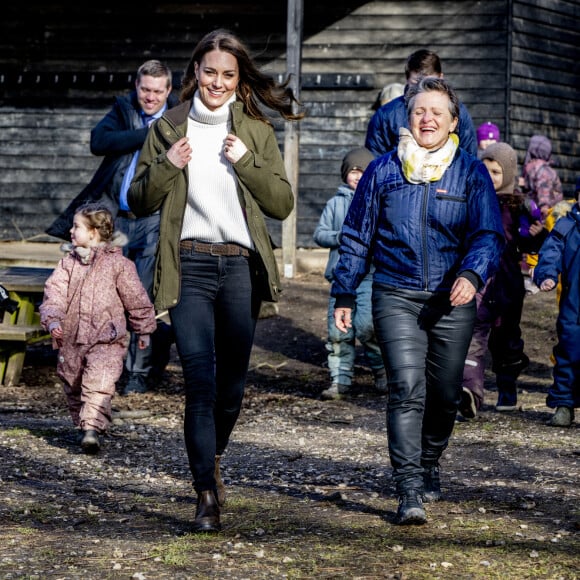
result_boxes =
[0,324,50,387]
[0,266,53,386]
[0,324,48,342]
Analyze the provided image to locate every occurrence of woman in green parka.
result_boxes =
[128,29,303,533]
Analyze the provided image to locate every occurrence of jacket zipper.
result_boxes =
[422,182,429,291]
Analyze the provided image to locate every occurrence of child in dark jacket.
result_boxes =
[40,203,157,453]
[460,143,545,418]
[533,193,580,427]
[313,148,386,399]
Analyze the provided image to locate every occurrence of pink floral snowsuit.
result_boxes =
[40,242,156,433]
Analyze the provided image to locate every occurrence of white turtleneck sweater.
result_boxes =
[180,92,253,249]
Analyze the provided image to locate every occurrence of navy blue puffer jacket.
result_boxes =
[331,148,504,307]
[534,203,580,325]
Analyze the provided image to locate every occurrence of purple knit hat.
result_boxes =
[477,122,500,143]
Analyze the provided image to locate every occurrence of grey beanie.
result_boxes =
[341,147,374,183]
[481,142,518,194]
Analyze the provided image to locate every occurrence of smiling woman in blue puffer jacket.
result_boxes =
[331,77,504,526]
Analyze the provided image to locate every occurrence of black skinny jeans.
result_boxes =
[373,285,475,493]
[170,249,259,494]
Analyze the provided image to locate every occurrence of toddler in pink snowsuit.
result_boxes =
[40,203,156,454]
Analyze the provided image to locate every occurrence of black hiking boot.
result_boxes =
[395,489,427,525]
[423,464,442,503]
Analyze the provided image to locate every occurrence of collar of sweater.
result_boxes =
[190,91,236,125]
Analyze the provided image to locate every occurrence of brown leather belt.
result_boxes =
[179,240,250,257]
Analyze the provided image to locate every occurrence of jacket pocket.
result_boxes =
[435,194,466,203]
[96,319,126,344]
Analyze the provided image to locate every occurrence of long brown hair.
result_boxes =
[180,29,304,124]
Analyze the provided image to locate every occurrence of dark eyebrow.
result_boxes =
[203,66,237,74]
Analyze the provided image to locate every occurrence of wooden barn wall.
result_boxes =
[0,1,294,243]
[299,0,510,246]
[508,0,580,193]
[0,0,578,246]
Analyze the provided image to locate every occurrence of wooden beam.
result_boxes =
[282,0,303,279]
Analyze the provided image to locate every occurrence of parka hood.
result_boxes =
[60,231,129,263]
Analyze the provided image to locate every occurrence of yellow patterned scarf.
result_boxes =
[397,128,459,184]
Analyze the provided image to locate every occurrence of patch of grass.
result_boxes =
[129,493,156,505]
[151,536,195,566]
[3,427,31,437]
[1,426,60,439]
[22,504,64,523]
[478,422,496,433]
[135,490,579,579]
[14,526,37,536]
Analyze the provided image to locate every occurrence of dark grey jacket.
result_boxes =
[45,91,178,240]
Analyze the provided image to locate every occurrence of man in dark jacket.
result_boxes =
[46,60,178,395]
[365,49,477,157]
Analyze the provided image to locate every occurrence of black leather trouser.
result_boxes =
[373,285,475,493]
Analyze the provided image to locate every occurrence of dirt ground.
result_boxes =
[0,272,578,579]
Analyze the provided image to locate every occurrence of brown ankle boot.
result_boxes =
[192,490,221,533]
[215,455,226,506]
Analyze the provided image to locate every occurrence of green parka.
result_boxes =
[128,99,294,310]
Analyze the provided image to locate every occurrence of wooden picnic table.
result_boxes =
[0,266,53,386]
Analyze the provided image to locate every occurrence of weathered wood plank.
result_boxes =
[0,0,578,248]
[315,0,507,16]
[0,324,47,342]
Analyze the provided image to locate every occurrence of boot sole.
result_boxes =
[459,388,477,419]
[192,520,221,533]
[81,441,100,455]
[396,508,427,525]
[81,432,100,455]
[496,405,518,412]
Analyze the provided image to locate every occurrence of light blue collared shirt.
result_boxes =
[118,107,166,211]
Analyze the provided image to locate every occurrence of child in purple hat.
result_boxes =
[476,122,500,159]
